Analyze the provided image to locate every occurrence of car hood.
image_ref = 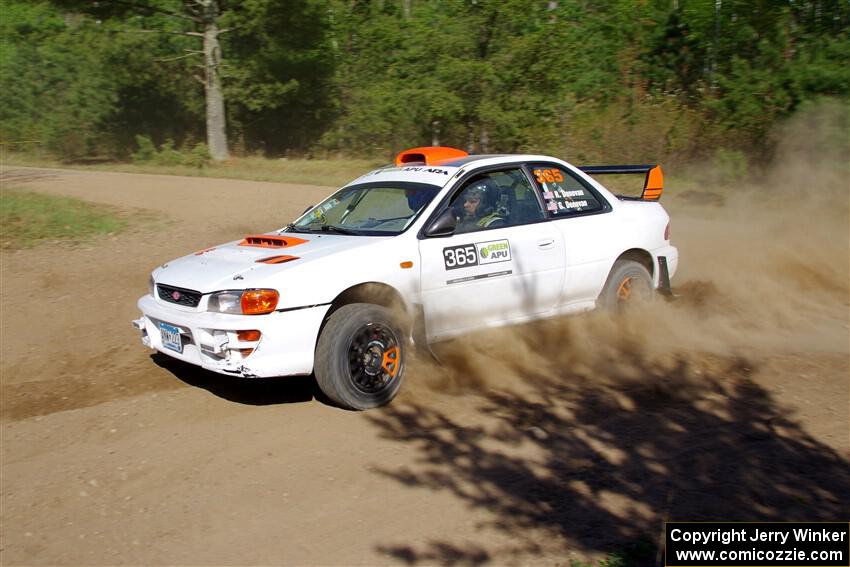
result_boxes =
[152,231,381,293]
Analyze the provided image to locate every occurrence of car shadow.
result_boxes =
[366,322,850,565]
[150,353,317,406]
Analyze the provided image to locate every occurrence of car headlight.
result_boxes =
[149,275,156,297]
[208,289,279,315]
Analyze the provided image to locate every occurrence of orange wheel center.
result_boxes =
[381,346,400,378]
[617,277,633,300]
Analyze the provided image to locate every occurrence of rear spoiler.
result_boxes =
[578,164,664,201]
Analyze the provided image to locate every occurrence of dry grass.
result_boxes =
[1,154,385,187]
[1,190,126,248]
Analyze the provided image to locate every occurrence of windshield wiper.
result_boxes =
[319,224,359,235]
[279,223,308,234]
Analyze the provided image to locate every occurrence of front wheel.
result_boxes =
[599,259,654,309]
[314,303,406,410]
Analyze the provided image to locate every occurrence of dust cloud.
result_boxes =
[418,100,849,394]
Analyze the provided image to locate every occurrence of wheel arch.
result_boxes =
[326,282,410,317]
[318,282,414,343]
[614,248,654,278]
[597,249,656,308]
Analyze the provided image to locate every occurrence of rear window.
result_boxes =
[528,164,606,217]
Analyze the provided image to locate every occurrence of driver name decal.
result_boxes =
[443,239,511,271]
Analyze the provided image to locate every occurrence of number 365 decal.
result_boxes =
[443,240,511,270]
[443,244,477,270]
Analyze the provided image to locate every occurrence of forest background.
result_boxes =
[1,0,848,170]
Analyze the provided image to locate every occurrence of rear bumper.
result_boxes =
[133,294,330,378]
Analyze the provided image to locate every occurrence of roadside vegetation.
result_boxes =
[1,1,847,169]
[0,190,126,249]
[569,540,655,567]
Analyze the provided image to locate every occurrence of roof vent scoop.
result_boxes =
[394,146,468,167]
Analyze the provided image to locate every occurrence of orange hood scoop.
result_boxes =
[239,234,308,249]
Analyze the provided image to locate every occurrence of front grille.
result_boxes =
[157,284,202,307]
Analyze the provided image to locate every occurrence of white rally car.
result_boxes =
[133,146,678,410]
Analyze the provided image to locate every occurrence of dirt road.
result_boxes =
[1,165,848,566]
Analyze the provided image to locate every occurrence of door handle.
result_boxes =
[537,239,555,250]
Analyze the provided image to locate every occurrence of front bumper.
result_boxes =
[133,294,330,378]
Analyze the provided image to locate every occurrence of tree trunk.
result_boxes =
[202,3,229,161]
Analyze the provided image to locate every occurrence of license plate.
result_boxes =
[159,322,183,354]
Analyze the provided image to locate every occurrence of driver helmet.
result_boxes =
[461,179,497,217]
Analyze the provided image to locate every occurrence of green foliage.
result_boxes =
[1,0,847,164]
[184,142,211,169]
[156,139,183,166]
[131,135,210,168]
[222,0,337,154]
[0,190,125,248]
[569,539,654,567]
[0,0,119,160]
[131,135,157,162]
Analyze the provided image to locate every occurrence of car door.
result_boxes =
[418,167,566,342]
[526,162,618,306]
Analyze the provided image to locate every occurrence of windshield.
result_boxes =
[289,181,441,236]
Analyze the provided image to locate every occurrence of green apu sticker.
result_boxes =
[476,240,511,264]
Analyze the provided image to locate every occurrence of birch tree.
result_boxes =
[56,0,231,160]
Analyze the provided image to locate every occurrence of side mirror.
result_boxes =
[424,209,457,237]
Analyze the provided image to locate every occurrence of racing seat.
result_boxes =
[512,199,543,224]
[495,191,511,223]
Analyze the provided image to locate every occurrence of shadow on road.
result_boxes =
[366,325,850,565]
[151,353,316,406]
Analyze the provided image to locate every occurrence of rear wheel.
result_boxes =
[600,259,654,309]
[314,303,406,410]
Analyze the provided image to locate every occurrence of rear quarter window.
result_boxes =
[528,164,608,217]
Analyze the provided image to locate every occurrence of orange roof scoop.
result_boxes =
[239,235,309,248]
[394,146,468,167]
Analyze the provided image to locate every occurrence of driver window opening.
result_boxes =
[450,169,545,234]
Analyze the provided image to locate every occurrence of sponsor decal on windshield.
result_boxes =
[403,167,449,175]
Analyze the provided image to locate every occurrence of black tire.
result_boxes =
[600,259,654,309]
[314,303,406,410]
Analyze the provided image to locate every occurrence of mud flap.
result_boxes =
[657,256,677,299]
[412,304,444,366]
